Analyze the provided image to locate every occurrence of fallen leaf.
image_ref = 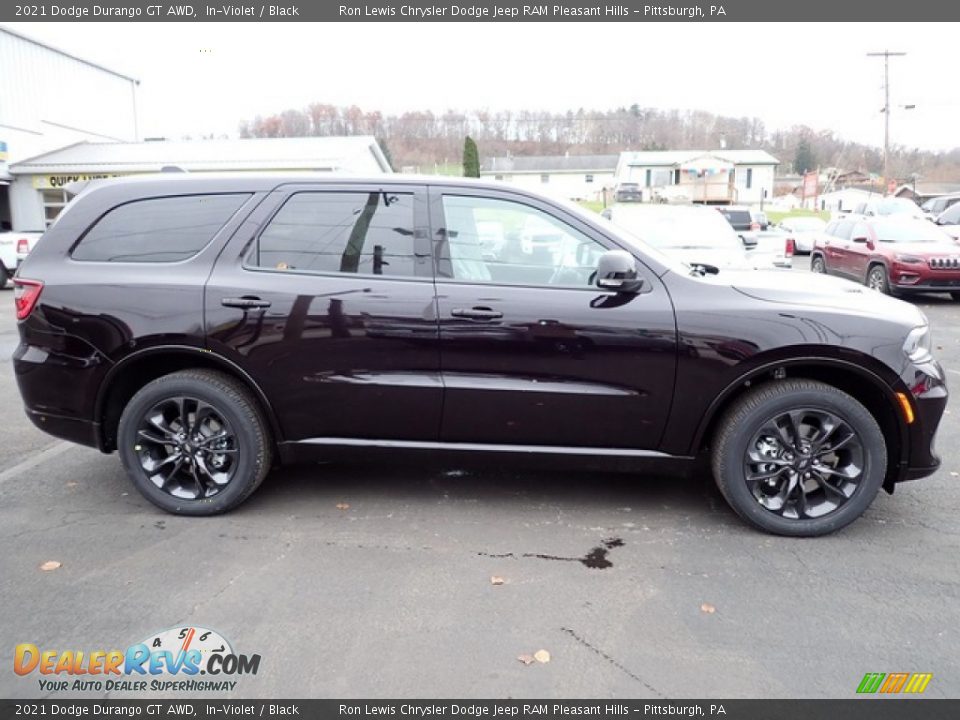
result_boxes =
[66,482,77,487]
[534,649,551,664]
[517,654,535,665]
[39,561,61,572]
[700,603,716,614]
[490,576,505,585]
[335,503,350,510]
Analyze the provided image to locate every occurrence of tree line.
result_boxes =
[238,103,960,181]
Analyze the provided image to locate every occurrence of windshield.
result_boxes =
[610,209,743,251]
[876,198,924,218]
[874,219,954,243]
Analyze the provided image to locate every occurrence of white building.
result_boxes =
[479,154,618,201]
[0,26,140,231]
[615,149,779,205]
[9,136,393,231]
[803,188,879,214]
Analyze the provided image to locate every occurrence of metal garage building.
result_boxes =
[0,26,139,232]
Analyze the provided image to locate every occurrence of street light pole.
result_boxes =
[867,50,906,194]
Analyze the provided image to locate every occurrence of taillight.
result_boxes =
[13,279,43,320]
[16,238,29,255]
[750,221,760,231]
[785,237,796,257]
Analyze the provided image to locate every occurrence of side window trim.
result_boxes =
[242,184,432,280]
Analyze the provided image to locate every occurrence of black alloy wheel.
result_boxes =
[135,396,239,500]
[744,408,864,520]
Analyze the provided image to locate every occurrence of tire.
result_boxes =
[0,262,9,290]
[866,264,891,294]
[117,369,272,516]
[951,292,960,302]
[810,255,826,274]
[711,380,886,537]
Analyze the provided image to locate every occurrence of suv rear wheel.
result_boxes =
[117,369,272,515]
[711,380,886,536]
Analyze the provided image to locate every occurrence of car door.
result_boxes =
[824,220,854,276]
[205,182,442,443]
[845,220,873,280]
[429,187,677,450]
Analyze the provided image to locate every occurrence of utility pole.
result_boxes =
[867,50,906,194]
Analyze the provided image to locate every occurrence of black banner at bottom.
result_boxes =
[1,700,957,720]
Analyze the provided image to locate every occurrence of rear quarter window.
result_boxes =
[72,194,250,262]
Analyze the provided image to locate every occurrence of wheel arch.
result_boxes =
[95,345,283,455]
[694,356,908,493]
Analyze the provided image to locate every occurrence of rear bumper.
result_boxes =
[13,340,107,451]
[23,408,102,449]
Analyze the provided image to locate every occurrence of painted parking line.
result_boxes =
[0,441,73,485]
[948,368,960,376]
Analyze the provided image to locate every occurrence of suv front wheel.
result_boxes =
[711,380,886,536]
[117,369,272,515]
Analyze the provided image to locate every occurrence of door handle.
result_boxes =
[221,297,271,309]
[451,307,503,321]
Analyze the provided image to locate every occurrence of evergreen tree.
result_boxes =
[463,136,480,178]
[795,137,816,174]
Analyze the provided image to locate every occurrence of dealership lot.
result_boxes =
[1,268,959,700]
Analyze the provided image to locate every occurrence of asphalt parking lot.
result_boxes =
[1,263,958,700]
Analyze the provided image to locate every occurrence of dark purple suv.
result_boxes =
[12,175,948,536]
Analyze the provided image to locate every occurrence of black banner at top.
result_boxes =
[2,0,960,22]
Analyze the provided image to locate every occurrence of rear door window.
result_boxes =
[73,194,250,262]
[251,191,417,277]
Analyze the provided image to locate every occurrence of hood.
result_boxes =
[715,270,926,325]
[887,241,960,255]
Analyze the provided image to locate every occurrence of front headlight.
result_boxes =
[895,254,924,264]
[903,325,933,363]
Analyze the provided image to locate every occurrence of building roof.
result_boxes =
[894,182,960,198]
[480,154,619,174]
[9,136,392,175]
[0,26,138,84]
[618,149,779,167]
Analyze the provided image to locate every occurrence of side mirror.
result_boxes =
[740,234,758,249]
[596,250,644,293]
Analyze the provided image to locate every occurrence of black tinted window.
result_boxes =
[255,192,416,277]
[73,194,249,262]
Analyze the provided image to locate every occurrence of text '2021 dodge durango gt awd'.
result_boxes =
[12,175,947,536]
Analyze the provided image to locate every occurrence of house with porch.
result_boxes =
[614,149,779,205]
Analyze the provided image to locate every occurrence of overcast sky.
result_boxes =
[10,21,960,152]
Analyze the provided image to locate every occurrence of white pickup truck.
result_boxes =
[0,230,43,289]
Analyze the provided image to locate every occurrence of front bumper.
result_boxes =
[895,357,948,483]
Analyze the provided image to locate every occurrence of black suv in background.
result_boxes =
[13,175,947,536]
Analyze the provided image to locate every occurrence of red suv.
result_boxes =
[811,216,960,299]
